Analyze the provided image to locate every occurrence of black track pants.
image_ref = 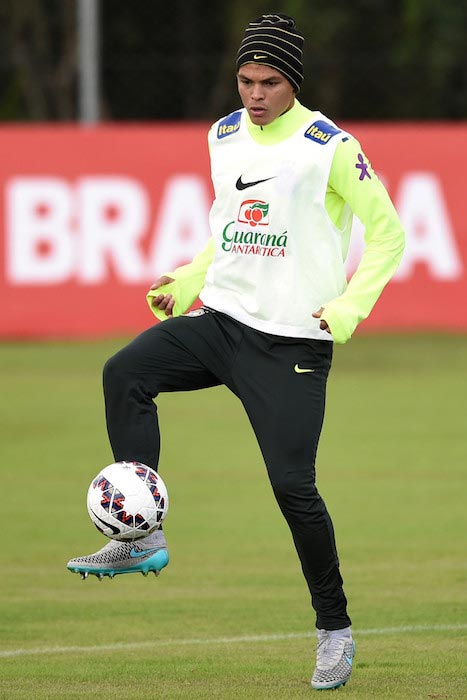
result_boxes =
[103,310,351,630]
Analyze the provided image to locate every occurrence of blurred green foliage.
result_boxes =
[0,0,466,121]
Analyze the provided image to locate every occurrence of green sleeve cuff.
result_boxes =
[146,278,197,321]
[146,237,215,321]
[321,249,404,344]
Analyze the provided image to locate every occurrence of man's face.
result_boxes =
[237,64,295,126]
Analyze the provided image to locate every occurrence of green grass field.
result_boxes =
[1,334,466,699]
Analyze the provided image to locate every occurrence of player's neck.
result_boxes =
[245,100,314,144]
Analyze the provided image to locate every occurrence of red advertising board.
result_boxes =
[346,122,467,333]
[0,122,466,338]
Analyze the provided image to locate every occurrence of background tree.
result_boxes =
[0,0,465,122]
[0,0,76,120]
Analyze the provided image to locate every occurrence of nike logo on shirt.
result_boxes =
[236,175,276,190]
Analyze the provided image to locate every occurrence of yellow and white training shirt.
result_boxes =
[147,100,405,344]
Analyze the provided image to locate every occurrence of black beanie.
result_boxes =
[236,13,304,92]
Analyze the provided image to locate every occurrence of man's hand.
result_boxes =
[150,276,175,317]
[312,307,332,334]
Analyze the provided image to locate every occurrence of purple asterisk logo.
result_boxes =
[355,153,371,181]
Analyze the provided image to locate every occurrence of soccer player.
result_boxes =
[68,13,405,690]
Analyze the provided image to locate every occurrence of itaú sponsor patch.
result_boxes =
[220,199,288,257]
[304,120,341,145]
[217,110,242,139]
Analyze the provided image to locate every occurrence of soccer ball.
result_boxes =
[86,461,169,541]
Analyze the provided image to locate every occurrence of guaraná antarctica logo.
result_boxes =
[221,199,288,257]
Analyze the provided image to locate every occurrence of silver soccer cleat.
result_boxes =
[67,535,169,580]
[311,629,356,690]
